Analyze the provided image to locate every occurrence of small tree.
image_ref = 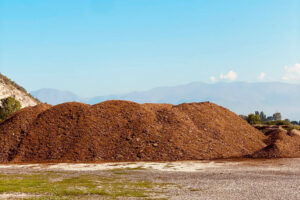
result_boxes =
[247,113,261,125]
[0,97,21,121]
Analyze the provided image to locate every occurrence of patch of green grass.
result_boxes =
[108,166,146,175]
[0,174,48,193]
[108,168,130,175]
[112,166,145,171]
[28,197,71,200]
[0,173,172,199]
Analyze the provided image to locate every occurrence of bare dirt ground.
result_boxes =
[0,159,299,199]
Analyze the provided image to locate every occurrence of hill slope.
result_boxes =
[0,73,40,108]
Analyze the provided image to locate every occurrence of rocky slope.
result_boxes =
[0,73,39,108]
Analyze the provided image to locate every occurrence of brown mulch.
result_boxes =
[251,128,300,158]
[0,100,298,163]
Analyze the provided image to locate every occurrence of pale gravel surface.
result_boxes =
[0,158,299,199]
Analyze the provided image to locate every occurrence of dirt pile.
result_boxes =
[0,100,297,163]
[252,127,300,158]
[0,104,51,162]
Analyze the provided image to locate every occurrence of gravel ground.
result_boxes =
[146,159,300,200]
[0,159,299,200]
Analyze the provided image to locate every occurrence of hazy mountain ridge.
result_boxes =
[31,82,300,120]
[0,73,39,108]
[31,88,83,105]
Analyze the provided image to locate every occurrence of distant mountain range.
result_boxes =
[31,88,82,105]
[31,82,300,120]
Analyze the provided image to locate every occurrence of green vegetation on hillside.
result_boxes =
[0,97,21,121]
[246,114,261,125]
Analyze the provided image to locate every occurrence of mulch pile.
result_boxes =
[0,100,299,163]
[252,127,300,158]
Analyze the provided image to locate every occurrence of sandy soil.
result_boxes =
[0,161,240,172]
[0,159,299,199]
[0,193,42,199]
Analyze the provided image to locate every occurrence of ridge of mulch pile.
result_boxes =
[0,100,299,163]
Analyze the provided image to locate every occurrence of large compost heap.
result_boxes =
[0,101,299,163]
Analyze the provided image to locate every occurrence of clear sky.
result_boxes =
[0,0,299,97]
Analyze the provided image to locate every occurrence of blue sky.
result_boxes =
[0,0,299,97]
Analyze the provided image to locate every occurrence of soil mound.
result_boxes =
[0,104,52,162]
[0,100,282,163]
[252,128,300,158]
